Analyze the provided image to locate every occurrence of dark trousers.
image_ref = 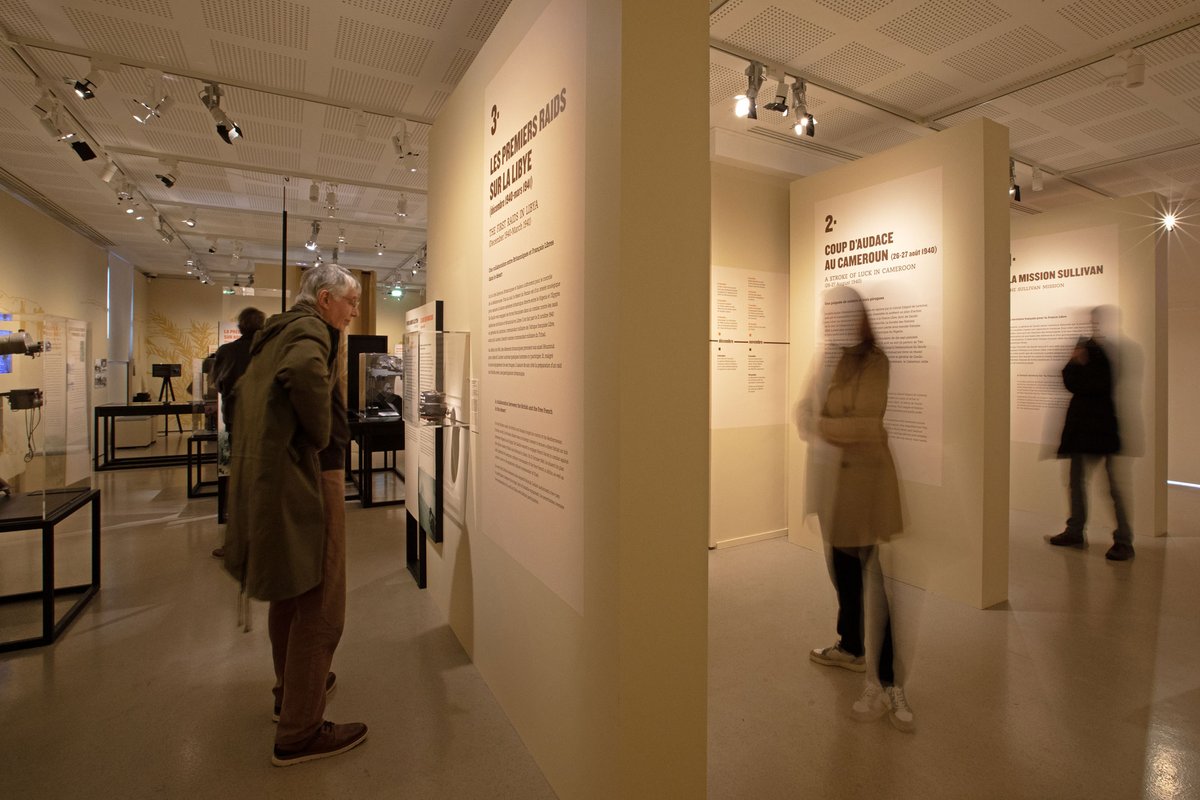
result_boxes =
[831,545,895,686]
[268,470,347,748]
[1066,453,1132,544]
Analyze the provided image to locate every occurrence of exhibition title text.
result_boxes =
[824,231,894,270]
[1011,264,1104,283]
[488,87,568,213]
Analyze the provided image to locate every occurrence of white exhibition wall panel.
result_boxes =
[1010,194,1167,538]
[789,118,1012,609]
[480,0,586,612]
[428,0,710,796]
[709,164,791,548]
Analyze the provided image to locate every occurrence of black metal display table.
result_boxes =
[0,487,101,652]
[94,402,201,470]
[348,416,405,508]
[186,433,219,498]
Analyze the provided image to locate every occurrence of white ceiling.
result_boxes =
[709,0,1200,216]
[0,0,1196,291]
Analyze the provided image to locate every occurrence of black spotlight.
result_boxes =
[70,140,97,161]
[216,121,242,144]
[73,79,96,100]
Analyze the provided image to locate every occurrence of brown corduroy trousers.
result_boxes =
[268,470,347,749]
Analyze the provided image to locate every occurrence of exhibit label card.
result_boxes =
[813,167,944,486]
[711,266,789,429]
[481,0,585,613]
[1009,224,1119,446]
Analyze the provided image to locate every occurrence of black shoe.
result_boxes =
[271,721,367,767]
[1048,530,1086,548]
[1106,542,1135,561]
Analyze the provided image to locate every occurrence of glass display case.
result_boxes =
[359,353,404,417]
[402,330,470,429]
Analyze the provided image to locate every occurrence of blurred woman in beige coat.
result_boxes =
[802,285,912,731]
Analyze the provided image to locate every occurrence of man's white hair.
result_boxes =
[296,264,359,305]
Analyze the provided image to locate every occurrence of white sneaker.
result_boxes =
[851,682,887,721]
[886,685,915,732]
[810,644,866,672]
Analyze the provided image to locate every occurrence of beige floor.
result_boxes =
[3,462,1199,798]
[708,489,1200,800]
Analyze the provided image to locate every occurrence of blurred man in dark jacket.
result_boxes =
[1049,306,1134,561]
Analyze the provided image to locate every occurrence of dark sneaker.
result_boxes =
[273,671,337,723]
[810,644,866,672]
[271,721,367,767]
[1106,542,1135,561]
[1048,530,1086,548]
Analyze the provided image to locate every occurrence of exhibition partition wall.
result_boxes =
[788,118,1012,610]
[1009,193,1168,538]
[709,164,792,548]
[427,0,710,798]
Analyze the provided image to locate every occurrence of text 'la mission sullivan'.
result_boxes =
[1011,264,1104,283]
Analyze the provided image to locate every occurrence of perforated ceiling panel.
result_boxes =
[933,101,1006,127]
[710,0,745,28]
[1113,128,1197,155]
[944,25,1064,83]
[1005,117,1049,144]
[0,0,50,39]
[466,0,513,41]
[1042,86,1147,126]
[803,42,902,88]
[876,0,1010,56]
[234,145,300,171]
[726,6,836,64]
[342,0,453,30]
[322,105,392,138]
[842,126,923,154]
[315,156,375,183]
[328,66,414,110]
[141,128,226,160]
[710,61,745,108]
[334,17,432,77]
[872,71,959,111]
[1140,26,1200,64]
[1018,135,1084,164]
[814,0,894,23]
[210,40,306,92]
[200,0,309,51]
[236,89,305,124]
[1080,108,1179,142]
[1056,0,1197,40]
[1010,67,1107,108]
[64,8,190,68]
[318,132,384,161]
[1150,61,1200,95]
[443,48,477,86]
[94,0,173,18]
[423,90,449,118]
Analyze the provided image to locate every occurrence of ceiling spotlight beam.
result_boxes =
[8,36,436,125]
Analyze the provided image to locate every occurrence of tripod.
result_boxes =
[157,375,183,435]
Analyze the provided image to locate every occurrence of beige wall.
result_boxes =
[710,163,791,547]
[0,189,110,486]
[788,118,1012,609]
[1010,194,1169,538]
[1166,214,1200,484]
[427,0,709,796]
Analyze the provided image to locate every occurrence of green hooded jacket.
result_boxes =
[222,301,337,601]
